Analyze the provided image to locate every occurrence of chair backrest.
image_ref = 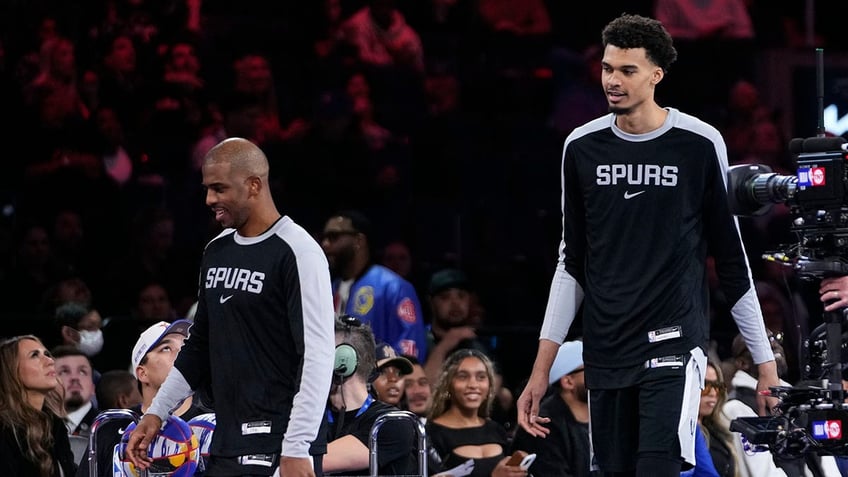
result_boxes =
[369,410,427,477]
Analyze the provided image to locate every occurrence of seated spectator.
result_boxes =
[76,319,207,477]
[698,359,736,477]
[130,320,202,418]
[52,302,107,369]
[320,210,427,360]
[340,0,425,74]
[426,348,529,476]
[371,341,413,406]
[475,0,552,73]
[510,340,592,476]
[0,335,77,476]
[424,268,490,383]
[324,316,417,475]
[95,369,141,410]
[52,346,98,438]
[401,354,432,423]
[476,0,552,37]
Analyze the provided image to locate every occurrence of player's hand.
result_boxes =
[516,372,551,438]
[755,360,780,416]
[279,455,314,476]
[126,414,162,469]
[819,276,848,311]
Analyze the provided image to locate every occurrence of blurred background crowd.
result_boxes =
[1,0,848,393]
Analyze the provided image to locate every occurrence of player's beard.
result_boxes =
[609,104,632,115]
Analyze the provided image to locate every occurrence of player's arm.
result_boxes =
[518,144,585,437]
[707,138,777,414]
[281,249,335,460]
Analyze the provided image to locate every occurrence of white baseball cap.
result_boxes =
[131,320,192,371]
[549,341,584,384]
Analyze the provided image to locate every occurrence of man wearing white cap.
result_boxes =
[77,319,209,477]
[511,340,594,477]
[131,320,197,416]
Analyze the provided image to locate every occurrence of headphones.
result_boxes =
[334,315,362,380]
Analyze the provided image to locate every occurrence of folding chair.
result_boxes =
[86,409,141,477]
[366,410,428,477]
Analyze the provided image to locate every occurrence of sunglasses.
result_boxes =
[702,379,725,396]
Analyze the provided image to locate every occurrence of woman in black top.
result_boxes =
[427,349,527,476]
[0,335,77,477]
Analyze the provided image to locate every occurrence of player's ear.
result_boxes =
[246,175,262,196]
[652,67,664,85]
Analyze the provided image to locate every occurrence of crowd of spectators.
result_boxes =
[1,0,848,390]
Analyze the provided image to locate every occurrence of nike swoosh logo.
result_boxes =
[623,190,646,199]
[220,294,234,304]
[117,426,127,435]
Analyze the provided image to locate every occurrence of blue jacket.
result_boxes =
[334,264,427,360]
[682,424,720,477]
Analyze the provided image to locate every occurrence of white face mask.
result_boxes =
[78,329,104,356]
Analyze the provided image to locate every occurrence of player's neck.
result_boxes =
[239,208,282,237]
[615,102,667,135]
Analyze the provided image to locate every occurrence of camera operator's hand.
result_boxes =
[819,276,848,311]
[755,360,780,416]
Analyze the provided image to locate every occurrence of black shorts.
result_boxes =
[586,349,704,473]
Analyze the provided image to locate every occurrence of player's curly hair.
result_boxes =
[602,13,678,72]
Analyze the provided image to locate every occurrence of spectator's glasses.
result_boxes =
[702,379,725,396]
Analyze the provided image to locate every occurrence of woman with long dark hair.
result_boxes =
[427,348,528,476]
[0,335,77,476]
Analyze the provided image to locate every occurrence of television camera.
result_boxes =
[727,135,848,279]
[726,134,848,459]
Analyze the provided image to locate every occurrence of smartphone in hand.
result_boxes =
[506,451,536,470]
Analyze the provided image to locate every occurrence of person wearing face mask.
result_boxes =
[53,302,107,368]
